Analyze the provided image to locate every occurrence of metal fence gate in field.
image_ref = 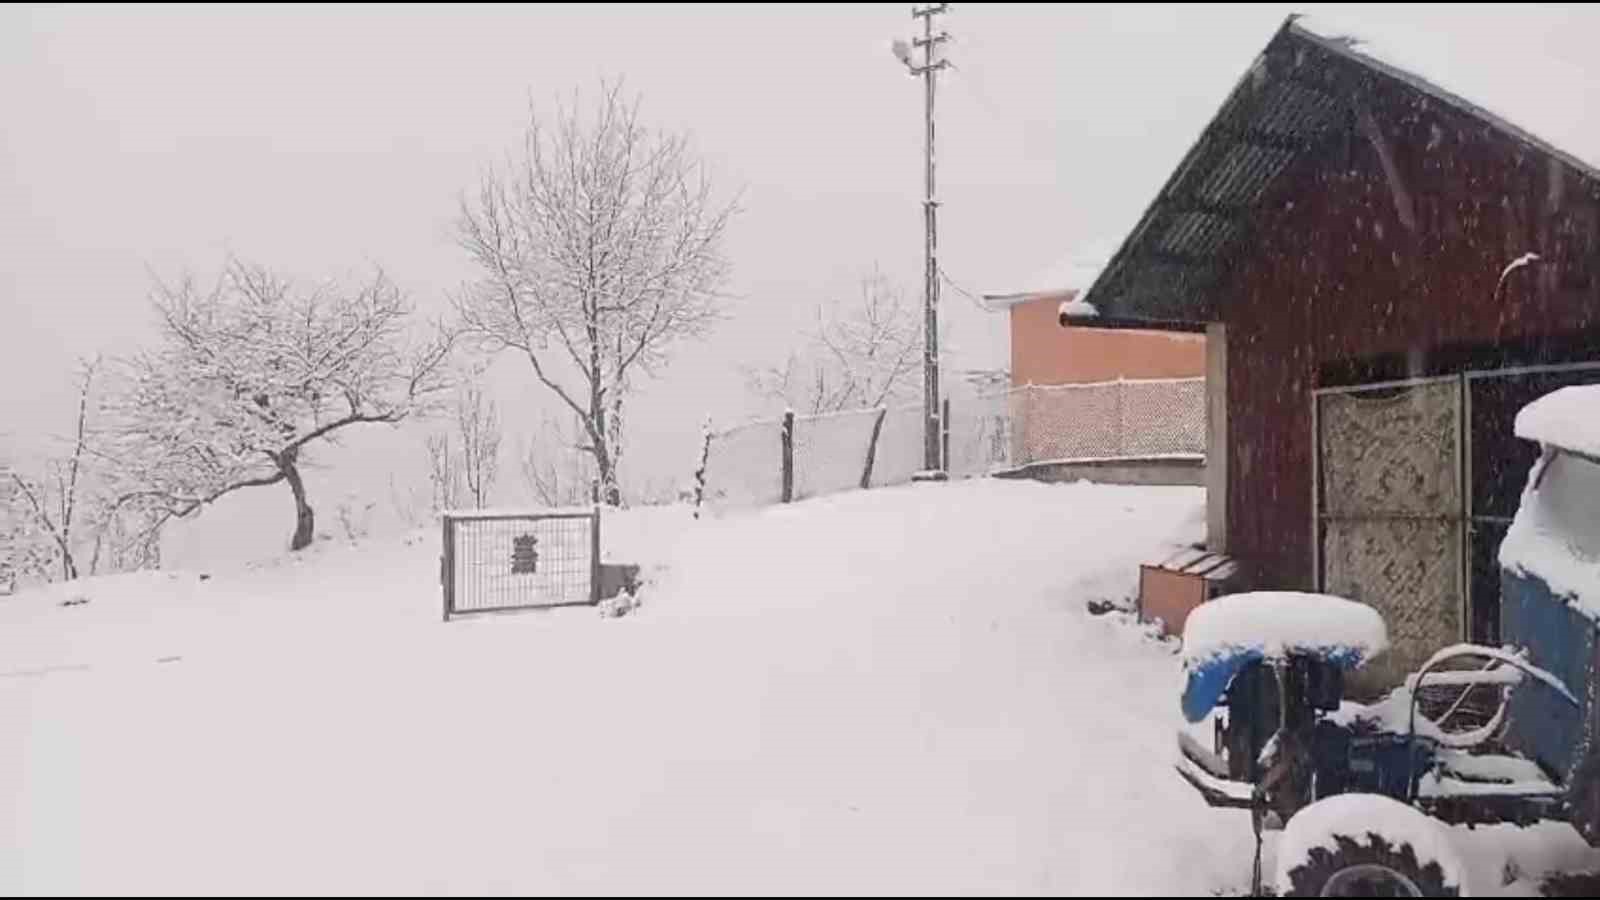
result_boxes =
[441,509,600,620]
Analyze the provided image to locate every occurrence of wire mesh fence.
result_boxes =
[869,404,927,487]
[700,418,788,510]
[996,377,1206,467]
[696,376,1204,511]
[1121,377,1207,458]
[792,406,882,500]
[946,390,1011,478]
[995,377,1206,466]
[441,510,599,618]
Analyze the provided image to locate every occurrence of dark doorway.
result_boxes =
[1466,363,1600,643]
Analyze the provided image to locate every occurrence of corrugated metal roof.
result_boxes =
[1079,14,1600,327]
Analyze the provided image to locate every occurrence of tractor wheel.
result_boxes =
[1276,795,1464,897]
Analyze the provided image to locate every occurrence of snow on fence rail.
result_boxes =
[697,377,1205,511]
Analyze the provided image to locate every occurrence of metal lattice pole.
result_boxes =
[898,4,951,477]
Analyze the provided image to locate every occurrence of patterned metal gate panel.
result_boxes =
[1316,378,1464,691]
[441,509,600,619]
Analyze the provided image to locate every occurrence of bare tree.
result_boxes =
[423,378,503,512]
[387,472,431,529]
[103,259,453,551]
[456,383,501,509]
[1,464,54,593]
[455,84,737,506]
[3,359,166,588]
[747,270,921,416]
[8,358,100,580]
[518,414,593,508]
[424,432,462,513]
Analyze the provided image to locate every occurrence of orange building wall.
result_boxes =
[1008,294,1205,386]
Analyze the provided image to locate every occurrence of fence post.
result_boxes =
[941,397,951,474]
[440,515,455,622]
[1021,385,1035,466]
[859,407,889,489]
[780,410,795,503]
[590,505,602,605]
[692,418,714,520]
[1115,378,1127,458]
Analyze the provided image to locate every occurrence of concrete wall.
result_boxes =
[992,456,1206,487]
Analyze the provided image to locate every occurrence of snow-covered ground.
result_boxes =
[1,479,1595,894]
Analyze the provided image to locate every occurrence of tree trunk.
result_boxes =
[58,540,78,581]
[596,452,622,507]
[588,407,623,507]
[281,455,316,551]
[860,407,889,490]
[606,391,625,507]
[780,410,795,503]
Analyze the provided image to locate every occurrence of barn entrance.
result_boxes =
[1313,377,1464,691]
[1313,362,1600,687]
[1463,362,1600,643]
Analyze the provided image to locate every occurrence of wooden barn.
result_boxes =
[1079,15,1600,685]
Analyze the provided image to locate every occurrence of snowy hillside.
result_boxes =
[1,479,1591,894]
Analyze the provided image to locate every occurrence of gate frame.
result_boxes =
[440,507,602,621]
[1312,360,1600,647]
[1310,373,1468,645]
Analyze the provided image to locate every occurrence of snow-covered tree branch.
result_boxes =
[747,270,920,416]
[2,358,165,590]
[455,83,737,506]
[102,259,454,551]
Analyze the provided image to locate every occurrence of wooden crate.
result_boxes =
[1138,548,1239,638]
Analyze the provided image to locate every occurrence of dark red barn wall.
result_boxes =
[1221,66,1600,589]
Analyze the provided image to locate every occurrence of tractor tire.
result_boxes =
[1276,795,1464,897]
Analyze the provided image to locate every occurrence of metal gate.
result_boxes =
[1314,362,1600,688]
[1314,377,1465,691]
[1464,361,1600,643]
[441,509,600,620]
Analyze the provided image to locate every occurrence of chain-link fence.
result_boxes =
[698,402,925,511]
[993,377,1205,468]
[699,417,789,510]
[790,404,924,500]
[697,377,1204,510]
[946,390,1012,478]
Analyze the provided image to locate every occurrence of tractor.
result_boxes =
[1175,385,1600,897]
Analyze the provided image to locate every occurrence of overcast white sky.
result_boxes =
[5,3,1600,561]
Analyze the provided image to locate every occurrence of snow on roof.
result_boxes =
[1181,591,1389,668]
[982,237,1120,310]
[1515,385,1600,459]
[1059,297,1098,319]
[1291,14,1600,178]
